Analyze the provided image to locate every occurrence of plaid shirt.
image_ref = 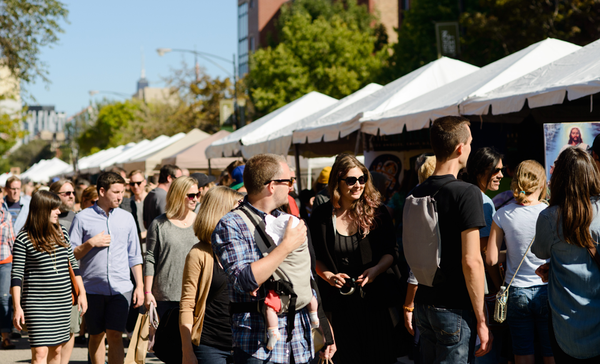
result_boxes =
[0,205,15,262]
[212,200,314,364]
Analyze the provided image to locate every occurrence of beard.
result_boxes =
[60,202,73,212]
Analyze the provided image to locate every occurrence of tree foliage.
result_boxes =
[386,0,600,82]
[6,139,53,172]
[247,0,389,116]
[0,0,68,92]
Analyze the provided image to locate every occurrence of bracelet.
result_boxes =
[403,305,414,312]
[144,291,151,295]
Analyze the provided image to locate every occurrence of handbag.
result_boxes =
[68,261,80,306]
[153,306,182,363]
[494,237,535,323]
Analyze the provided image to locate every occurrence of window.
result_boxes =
[238,2,249,75]
[249,36,255,51]
[249,0,254,8]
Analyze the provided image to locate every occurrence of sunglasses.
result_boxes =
[58,191,75,197]
[129,181,144,187]
[340,175,367,186]
[187,192,201,200]
[492,167,506,175]
[264,177,296,188]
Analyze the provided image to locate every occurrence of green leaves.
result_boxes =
[247,0,388,116]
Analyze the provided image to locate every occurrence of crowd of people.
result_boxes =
[0,115,599,364]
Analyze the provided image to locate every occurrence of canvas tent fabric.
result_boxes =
[240,83,383,157]
[461,38,600,116]
[362,38,581,134]
[21,158,71,183]
[122,129,210,174]
[292,57,480,145]
[205,91,337,159]
[162,130,239,170]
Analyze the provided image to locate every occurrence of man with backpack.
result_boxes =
[403,116,492,363]
[212,153,333,364]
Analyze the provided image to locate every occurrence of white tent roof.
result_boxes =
[98,139,151,171]
[120,133,186,165]
[293,57,480,143]
[461,38,600,115]
[241,83,383,156]
[205,91,337,159]
[79,143,136,174]
[0,173,13,187]
[363,38,581,134]
[21,158,71,183]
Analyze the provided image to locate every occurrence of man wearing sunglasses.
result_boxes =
[50,179,77,230]
[120,170,148,242]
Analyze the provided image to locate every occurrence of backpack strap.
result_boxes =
[233,204,297,342]
[431,178,460,199]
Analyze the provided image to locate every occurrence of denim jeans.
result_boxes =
[507,285,552,357]
[415,303,477,364]
[0,263,12,333]
[194,344,232,364]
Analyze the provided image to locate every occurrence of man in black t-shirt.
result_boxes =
[406,116,491,363]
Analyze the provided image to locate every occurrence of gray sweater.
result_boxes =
[144,214,198,301]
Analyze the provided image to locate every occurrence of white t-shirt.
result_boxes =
[493,202,548,287]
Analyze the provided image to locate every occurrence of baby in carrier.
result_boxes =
[264,214,320,350]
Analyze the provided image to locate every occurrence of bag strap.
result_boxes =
[504,237,536,292]
[431,178,460,199]
[587,245,600,270]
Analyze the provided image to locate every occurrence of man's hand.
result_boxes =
[474,321,493,357]
[320,342,337,360]
[404,309,414,336]
[87,231,111,248]
[535,263,550,283]
[280,217,306,253]
[132,286,144,308]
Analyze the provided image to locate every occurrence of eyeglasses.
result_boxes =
[264,177,296,187]
[492,167,506,175]
[340,175,367,186]
[187,192,201,200]
[129,181,144,187]
[57,191,74,197]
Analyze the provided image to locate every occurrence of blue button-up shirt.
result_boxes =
[212,200,314,364]
[533,200,600,359]
[69,203,142,295]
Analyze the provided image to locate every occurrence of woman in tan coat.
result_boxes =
[180,186,243,364]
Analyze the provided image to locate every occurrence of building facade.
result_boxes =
[237,0,410,75]
[23,106,67,144]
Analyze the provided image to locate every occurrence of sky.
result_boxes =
[26,0,237,117]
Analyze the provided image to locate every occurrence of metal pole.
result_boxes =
[208,158,212,176]
[233,53,240,130]
[294,144,303,192]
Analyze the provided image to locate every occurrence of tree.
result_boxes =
[6,139,53,172]
[386,0,600,82]
[247,0,389,116]
[0,0,69,93]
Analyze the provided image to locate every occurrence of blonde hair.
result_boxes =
[166,176,197,220]
[194,186,243,243]
[511,160,547,204]
[418,156,436,184]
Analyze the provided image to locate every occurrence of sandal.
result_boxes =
[2,338,15,349]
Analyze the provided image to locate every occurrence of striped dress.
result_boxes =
[11,227,79,347]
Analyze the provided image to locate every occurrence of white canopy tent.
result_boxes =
[362,38,581,134]
[96,139,152,172]
[205,91,337,159]
[240,83,383,157]
[117,133,186,168]
[461,38,600,116]
[21,158,71,183]
[292,57,480,147]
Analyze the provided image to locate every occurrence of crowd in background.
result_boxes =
[0,116,599,364]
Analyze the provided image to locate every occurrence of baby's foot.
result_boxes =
[266,327,280,351]
[309,311,320,329]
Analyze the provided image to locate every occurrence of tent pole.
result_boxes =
[294,144,303,192]
[354,131,362,156]
[208,159,212,176]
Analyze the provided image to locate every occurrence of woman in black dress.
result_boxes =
[11,191,87,363]
[309,154,398,364]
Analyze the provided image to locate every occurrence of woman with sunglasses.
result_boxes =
[144,176,199,318]
[309,153,398,364]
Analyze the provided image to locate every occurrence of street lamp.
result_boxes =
[89,90,131,98]
[157,47,240,129]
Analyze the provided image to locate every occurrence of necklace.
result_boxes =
[50,249,59,275]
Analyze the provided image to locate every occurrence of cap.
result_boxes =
[317,167,331,184]
[191,173,216,188]
[230,165,245,190]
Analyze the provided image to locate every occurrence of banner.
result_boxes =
[544,122,600,180]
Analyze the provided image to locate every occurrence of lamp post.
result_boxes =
[157,48,240,129]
